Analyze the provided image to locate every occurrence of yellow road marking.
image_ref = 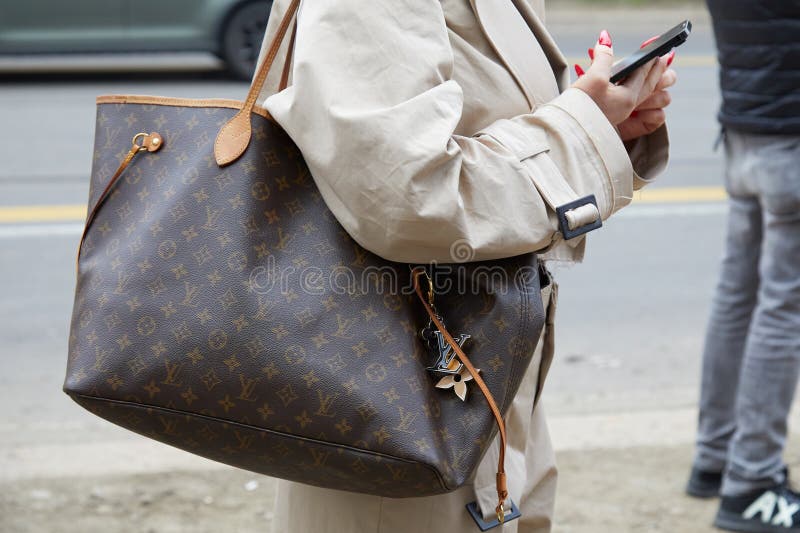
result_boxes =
[0,205,86,223]
[634,186,727,203]
[0,187,728,224]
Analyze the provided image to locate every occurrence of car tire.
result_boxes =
[221,0,273,80]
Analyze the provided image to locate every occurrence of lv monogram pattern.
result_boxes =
[64,100,546,497]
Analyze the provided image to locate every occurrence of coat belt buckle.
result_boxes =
[555,194,602,240]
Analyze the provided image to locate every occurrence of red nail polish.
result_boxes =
[574,64,585,77]
[599,30,612,47]
[630,110,639,118]
[640,35,659,49]
[666,50,676,66]
[588,48,594,60]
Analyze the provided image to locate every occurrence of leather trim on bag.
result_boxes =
[214,0,301,166]
[66,392,450,492]
[95,95,275,122]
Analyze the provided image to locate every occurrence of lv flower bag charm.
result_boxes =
[63,0,545,523]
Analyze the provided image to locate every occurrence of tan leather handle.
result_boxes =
[278,17,298,92]
[214,0,302,166]
[411,267,510,523]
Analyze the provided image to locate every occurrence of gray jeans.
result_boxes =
[694,128,800,497]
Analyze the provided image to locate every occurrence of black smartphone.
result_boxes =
[609,20,692,84]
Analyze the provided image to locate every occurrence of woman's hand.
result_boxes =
[572,30,677,142]
[616,64,677,141]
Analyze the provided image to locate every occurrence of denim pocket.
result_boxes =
[758,137,800,216]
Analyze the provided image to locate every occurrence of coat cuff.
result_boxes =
[626,123,670,190]
[543,87,635,218]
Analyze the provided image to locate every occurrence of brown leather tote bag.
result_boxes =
[63,0,546,522]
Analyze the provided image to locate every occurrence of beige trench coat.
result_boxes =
[254,0,670,531]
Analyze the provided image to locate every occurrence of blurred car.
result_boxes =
[0,0,272,79]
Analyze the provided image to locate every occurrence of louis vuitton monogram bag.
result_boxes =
[63,0,547,524]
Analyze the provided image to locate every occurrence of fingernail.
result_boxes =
[574,64,585,77]
[630,110,639,118]
[640,35,659,49]
[588,48,594,60]
[666,50,676,66]
[599,30,612,47]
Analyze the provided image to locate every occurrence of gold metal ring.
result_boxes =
[131,132,149,152]
[497,503,505,523]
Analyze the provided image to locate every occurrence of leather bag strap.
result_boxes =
[411,267,510,523]
[278,16,298,92]
[75,132,163,268]
[214,0,302,166]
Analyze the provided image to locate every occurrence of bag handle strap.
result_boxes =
[214,0,302,166]
[278,17,298,92]
[411,267,510,524]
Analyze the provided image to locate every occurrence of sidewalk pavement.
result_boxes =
[553,408,800,533]
[4,403,800,533]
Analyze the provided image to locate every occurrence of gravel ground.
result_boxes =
[5,440,799,533]
[0,470,277,533]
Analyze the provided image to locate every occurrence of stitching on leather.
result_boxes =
[214,123,233,163]
[214,115,239,162]
[214,112,253,165]
[68,391,449,492]
[96,96,274,121]
[177,0,300,166]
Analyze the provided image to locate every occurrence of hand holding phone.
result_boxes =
[610,20,691,83]
[572,25,683,139]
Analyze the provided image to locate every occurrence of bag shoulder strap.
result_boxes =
[278,17,298,92]
[214,0,301,167]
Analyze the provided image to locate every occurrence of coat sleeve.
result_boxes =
[261,0,664,263]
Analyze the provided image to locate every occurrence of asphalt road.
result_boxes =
[0,7,739,525]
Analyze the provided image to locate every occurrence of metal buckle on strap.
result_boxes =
[466,500,522,531]
[555,194,602,240]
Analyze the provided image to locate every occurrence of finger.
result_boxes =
[618,108,666,141]
[640,35,659,49]
[641,35,676,66]
[620,57,657,95]
[638,55,669,103]
[636,108,667,132]
[635,90,672,111]
[599,29,612,48]
[654,68,678,91]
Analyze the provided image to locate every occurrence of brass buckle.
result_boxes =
[465,500,522,531]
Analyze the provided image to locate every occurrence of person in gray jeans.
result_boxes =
[687,2,800,532]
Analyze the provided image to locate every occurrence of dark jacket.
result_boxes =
[706,0,800,134]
